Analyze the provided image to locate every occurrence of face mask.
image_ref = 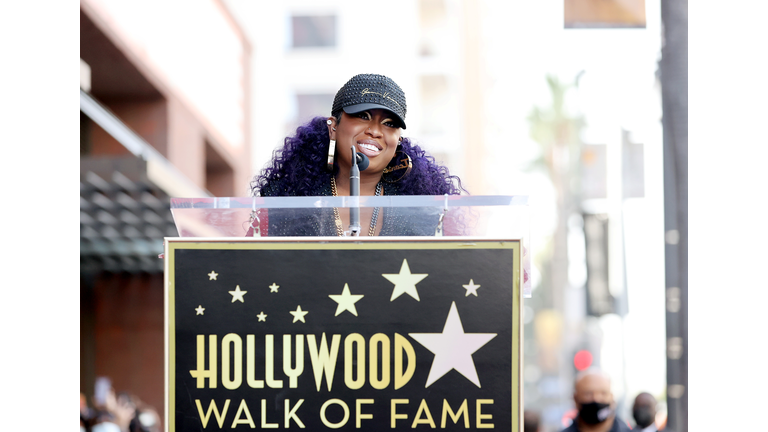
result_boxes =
[633,407,655,428]
[579,402,613,424]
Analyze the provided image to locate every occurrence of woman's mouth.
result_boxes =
[356,141,382,157]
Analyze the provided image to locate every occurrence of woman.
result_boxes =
[250,74,465,236]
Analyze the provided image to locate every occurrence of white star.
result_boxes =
[229,285,247,303]
[463,279,481,297]
[328,283,365,316]
[290,305,308,323]
[409,301,497,388]
[195,305,205,315]
[208,271,218,280]
[257,312,267,322]
[269,283,280,293]
[382,259,428,301]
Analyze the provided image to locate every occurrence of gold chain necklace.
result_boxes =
[331,176,381,236]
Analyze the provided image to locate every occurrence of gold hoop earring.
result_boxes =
[327,139,336,171]
[382,150,412,183]
[327,119,337,171]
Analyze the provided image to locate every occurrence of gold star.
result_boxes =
[290,305,308,323]
[269,283,280,293]
[382,259,428,301]
[463,279,481,297]
[257,312,267,322]
[195,305,205,315]
[208,271,218,280]
[328,283,365,316]
[229,285,247,303]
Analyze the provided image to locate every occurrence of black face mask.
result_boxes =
[579,402,613,425]
[633,407,655,428]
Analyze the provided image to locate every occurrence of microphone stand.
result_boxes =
[348,145,361,236]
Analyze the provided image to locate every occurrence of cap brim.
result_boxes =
[343,104,406,129]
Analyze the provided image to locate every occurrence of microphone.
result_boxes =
[355,152,369,171]
[349,147,364,236]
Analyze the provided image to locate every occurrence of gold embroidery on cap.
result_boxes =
[361,88,402,108]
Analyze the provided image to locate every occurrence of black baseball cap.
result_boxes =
[331,74,407,129]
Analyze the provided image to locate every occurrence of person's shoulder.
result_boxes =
[260,177,289,197]
[611,416,634,432]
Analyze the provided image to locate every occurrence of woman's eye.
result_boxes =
[384,121,397,128]
[356,112,370,120]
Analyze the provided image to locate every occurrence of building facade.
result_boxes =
[79,0,250,427]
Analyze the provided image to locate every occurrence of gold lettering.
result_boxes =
[412,399,436,428]
[283,334,305,388]
[369,334,390,389]
[476,399,494,429]
[361,88,402,108]
[261,399,278,428]
[194,399,229,428]
[246,335,264,388]
[345,334,365,390]
[382,161,408,174]
[441,399,469,428]
[390,399,409,428]
[356,399,374,428]
[320,399,350,429]
[284,399,305,428]
[265,335,283,388]
[394,333,415,390]
[231,399,255,428]
[308,333,341,391]
[190,335,217,388]
[222,334,243,390]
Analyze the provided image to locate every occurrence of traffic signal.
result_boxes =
[573,349,593,371]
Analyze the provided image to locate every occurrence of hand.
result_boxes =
[105,390,135,432]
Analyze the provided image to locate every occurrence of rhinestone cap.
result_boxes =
[331,74,407,129]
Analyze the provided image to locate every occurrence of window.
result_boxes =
[291,15,337,48]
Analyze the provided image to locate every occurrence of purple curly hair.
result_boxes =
[251,116,466,196]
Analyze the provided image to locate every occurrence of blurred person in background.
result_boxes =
[561,368,631,432]
[524,409,542,432]
[632,392,663,431]
[81,393,91,432]
[90,387,134,432]
[87,378,160,432]
[117,392,161,432]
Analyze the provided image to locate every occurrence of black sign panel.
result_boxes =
[165,239,521,431]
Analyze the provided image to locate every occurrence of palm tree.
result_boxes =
[527,73,586,312]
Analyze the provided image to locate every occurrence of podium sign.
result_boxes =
[165,238,522,431]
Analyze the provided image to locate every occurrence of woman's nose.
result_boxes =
[366,125,382,137]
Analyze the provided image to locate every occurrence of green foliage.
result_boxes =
[525,74,586,182]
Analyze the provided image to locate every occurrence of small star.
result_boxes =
[329,283,365,316]
[208,271,218,280]
[195,305,205,315]
[257,312,267,322]
[290,305,308,323]
[463,279,481,297]
[269,283,280,293]
[382,259,428,301]
[229,285,247,303]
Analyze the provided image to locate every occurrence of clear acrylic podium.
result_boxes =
[169,195,531,297]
